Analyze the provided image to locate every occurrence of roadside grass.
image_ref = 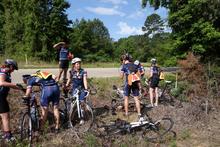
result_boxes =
[1,56,152,68]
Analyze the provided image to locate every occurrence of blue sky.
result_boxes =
[66,0,168,41]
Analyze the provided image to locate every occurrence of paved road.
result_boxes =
[12,67,179,83]
[11,68,122,83]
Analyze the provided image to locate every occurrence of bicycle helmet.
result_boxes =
[4,59,18,70]
[134,60,140,65]
[71,57,82,64]
[22,74,31,80]
[151,58,157,64]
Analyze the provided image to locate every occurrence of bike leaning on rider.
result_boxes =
[23,71,60,133]
[66,57,89,124]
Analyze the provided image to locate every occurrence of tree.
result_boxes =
[70,18,113,62]
[0,1,4,53]
[142,13,164,37]
[1,0,71,60]
[141,0,220,62]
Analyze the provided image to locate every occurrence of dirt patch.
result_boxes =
[1,86,220,147]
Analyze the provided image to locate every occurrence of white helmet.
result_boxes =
[71,57,81,64]
[151,58,157,64]
[134,60,140,65]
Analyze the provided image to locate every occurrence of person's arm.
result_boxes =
[66,70,72,87]
[0,74,20,89]
[53,42,65,49]
[120,65,125,79]
[83,71,88,90]
[24,77,36,97]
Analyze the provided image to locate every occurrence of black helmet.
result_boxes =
[5,59,18,70]
[22,74,31,80]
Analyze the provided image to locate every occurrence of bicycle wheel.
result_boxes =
[142,117,174,142]
[20,112,32,143]
[69,103,94,133]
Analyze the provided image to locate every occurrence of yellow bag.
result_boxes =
[32,71,52,79]
[159,71,165,80]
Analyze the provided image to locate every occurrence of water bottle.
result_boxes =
[30,106,38,129]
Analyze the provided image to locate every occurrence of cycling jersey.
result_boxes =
[121,63,138,83]
[0,68,11,94]
[27,76,60,107]
[150,66,160,88]
[70,68,87,101]
[121,63,139,96]
[0,68,11,113]
[59,47,69,61]
[70,68,87,89]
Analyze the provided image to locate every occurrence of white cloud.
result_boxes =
[85,7,125,16]
[117,22,144,36]
[99,0,128,5]
[128,10,145,19]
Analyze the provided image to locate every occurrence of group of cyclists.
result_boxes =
[119,54,161,121]
[0,41,162,142]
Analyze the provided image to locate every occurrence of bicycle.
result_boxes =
[96,106,175,142]
[110,84,148,114]
[158,80,175,106]
[64,88,94,133]
[19,94,40,145]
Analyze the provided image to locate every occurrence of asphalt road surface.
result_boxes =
[12,67,178,83]
[12,68,123,83]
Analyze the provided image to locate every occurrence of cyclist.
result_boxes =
[149,58,160,107]
[0,59,22,141]
[23,71,60,133]
[66,57,88,124]
[134,60,145,78]
[120,54,143,120]
[53,41,73,83]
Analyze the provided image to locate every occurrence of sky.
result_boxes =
[66,0,168,41]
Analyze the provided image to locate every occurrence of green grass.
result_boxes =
[1,56,152,68]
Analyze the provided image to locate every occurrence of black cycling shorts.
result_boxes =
[0,93,10,113]
[59,60,69,69]
[150,77,159,89]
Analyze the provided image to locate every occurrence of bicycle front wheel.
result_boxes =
[69,103,94,133]
[20,112,32,143]
[142,117,174,142]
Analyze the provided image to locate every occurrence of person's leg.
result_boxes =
[124,96,129,115]
[124,85,130,115]
[134,96,141,115]
[53,105,60,130]
[58,68,64,81]
[63,68,68,82]
[1,113,10,132]
[149,87,154,106]
[155,87,159,106]
[40,106,48,129]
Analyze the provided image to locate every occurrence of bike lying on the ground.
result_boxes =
[96,106,175,142]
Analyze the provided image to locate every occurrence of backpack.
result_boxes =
[31,71,53,80]
[127,63,140,86]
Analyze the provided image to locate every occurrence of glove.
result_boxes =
[16,84,26,92]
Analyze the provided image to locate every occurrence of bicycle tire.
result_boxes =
[20,112,32,144]
[142,117,174,142]
[69,103,94,133]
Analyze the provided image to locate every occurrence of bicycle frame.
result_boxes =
[68,89,89,124]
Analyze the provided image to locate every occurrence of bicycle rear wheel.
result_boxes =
[20,112,32,144]
[69,103,94,133]
[142,117,174,142]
